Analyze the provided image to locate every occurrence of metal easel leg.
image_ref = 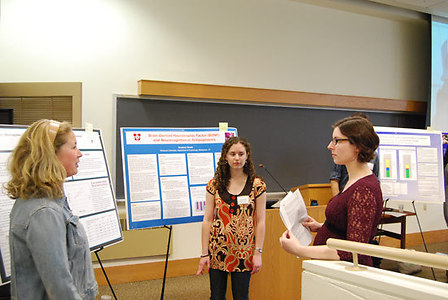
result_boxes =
[95,247,118,300]
[411,201,436,281]
[160,225,173,300]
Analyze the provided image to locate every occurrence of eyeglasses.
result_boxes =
[329,138,350,145]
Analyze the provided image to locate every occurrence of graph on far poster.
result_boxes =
[121,127,237,230]
[0,125,122,284]
[376,126,445,203]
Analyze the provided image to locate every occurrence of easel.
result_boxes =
[95,224,172,300]
[160,225,173,300]
[94,247,118,300]
[378,200,437,281]
[411,200,436,280]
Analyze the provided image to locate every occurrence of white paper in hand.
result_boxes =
[279,189,313,246]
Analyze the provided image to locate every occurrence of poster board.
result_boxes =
[376,126,445,203]
[120,127,237,230]
[0,125,122,284]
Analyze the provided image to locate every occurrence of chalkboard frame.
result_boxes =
[114,95,426,199]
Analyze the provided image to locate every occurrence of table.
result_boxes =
[377,209,416,249]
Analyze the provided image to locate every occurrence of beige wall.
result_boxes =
[1,0,439,265]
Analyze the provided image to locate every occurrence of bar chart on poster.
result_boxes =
[120,127,237,230]
[376,127,445,203]
[0,125,122,284]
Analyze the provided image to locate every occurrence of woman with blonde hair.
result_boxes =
[5,119,98,299]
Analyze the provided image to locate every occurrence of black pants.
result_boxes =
[209,269,251,300]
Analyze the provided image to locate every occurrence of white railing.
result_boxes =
[326,238,448,271]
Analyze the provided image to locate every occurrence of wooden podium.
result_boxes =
[248,209,302,299]
[292,183,332,206]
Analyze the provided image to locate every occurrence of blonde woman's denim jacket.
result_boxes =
[9,196,98,300]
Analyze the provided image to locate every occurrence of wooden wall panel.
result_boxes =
[138,80,426,114]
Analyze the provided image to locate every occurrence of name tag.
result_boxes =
[237,195,250,205]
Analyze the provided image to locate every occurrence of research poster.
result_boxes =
[0,125,122,284]
[376,127,445,203]
[121,127,237,230]
[64,129,122,250]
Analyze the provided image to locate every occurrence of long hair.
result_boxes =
[214,136,256,194]
[4,119,72,200]
[333,116,379,163]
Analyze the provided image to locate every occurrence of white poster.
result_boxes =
[376,127,445,203]
[0,126,123,284]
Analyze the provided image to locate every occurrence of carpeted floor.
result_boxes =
[96,242,448,300]
[96,274,209,300]
[380,241,448,283]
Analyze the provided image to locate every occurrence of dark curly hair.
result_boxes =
[214,136,256,194]
[333,116,379,163]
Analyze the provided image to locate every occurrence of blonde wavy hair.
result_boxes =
[4,119,72,200]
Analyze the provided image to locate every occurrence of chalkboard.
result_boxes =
[115,96,426,199]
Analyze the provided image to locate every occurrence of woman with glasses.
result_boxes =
[329,113,380,197]
[280,116,383,267]
[5,119,98,299]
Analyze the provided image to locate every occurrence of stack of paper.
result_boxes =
[279,189,313,246]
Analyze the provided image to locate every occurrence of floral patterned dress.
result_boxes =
[206,177,266,272]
